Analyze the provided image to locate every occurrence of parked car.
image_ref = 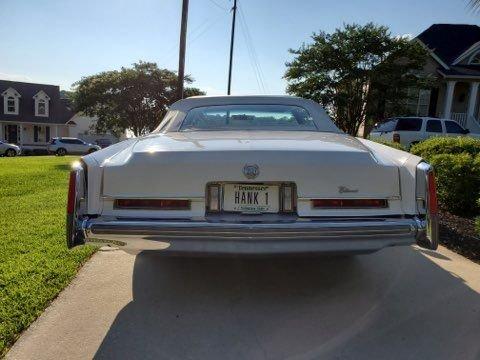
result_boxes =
[48,137,101,156]
[370,117,474,148]
[95,138,113,149]
[0,140,21,157]
[66,96,438,255]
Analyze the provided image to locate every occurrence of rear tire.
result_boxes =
[5,148,16,157]
[56,148,67,156]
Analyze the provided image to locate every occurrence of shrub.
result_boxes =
[427,153,480,216]
[410,136,480,159]
[476,217,480,236]
[369,138,406,151]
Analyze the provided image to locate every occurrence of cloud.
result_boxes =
[395,33,414,40]
[0,72,33,82]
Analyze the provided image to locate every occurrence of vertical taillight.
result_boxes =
[67,163,85,249]
[208,184,221,212]
[67,170,77,214]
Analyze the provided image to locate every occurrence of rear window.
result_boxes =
[395,118,422,131]
[426,120,442,133]
[180,105,317,131]
[373,119,397,132]
[445,121,464,134]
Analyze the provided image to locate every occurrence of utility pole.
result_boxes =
[227,0,237,95]
[177,0,189,99]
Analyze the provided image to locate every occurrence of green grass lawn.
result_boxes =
[0,156,96,356]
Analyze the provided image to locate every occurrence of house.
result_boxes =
[411,24,480,133]
[0,80,74,151]
[0,80,119,152]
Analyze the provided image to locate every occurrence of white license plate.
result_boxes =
[223,184,279,213]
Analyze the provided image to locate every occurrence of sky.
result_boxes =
[0,0,479,95]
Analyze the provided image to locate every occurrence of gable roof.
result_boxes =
[417,24,480,66]
[0,80,74,124]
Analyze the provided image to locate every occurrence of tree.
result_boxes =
[470,0,480,11]
[285,23,431,136]
[73,62,204,137]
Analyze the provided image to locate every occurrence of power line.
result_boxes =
[238,4,268,93]
[238,12,263,93]
[207,0,229,11]
[160,13,225,67]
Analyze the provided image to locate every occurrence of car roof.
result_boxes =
[166,95,341,133]
[171,95,315,111]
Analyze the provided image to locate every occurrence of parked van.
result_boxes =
[370,117,475,148]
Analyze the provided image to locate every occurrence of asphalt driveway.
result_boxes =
[6,245,480,360]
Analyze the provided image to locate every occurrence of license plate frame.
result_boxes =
[222,183,280,214]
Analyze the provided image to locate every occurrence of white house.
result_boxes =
[67,113,118,145]
[411,24,480,133]
[0,80,73,151]
[0,80,119,152]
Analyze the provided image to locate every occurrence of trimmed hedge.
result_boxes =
[410,136,480,159]
[427,153,480,216]
[410,137,480,216]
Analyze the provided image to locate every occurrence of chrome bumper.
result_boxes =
[80,217,426,255]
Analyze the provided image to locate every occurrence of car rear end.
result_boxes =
[65,135,438,256]
[47,138,59,154]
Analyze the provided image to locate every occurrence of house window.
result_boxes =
[33,90,50,117]
[38,100,46,115]
[34,126,39,142]
[7,97,16,113]
[2,88,21,115]
[405,88,431,116]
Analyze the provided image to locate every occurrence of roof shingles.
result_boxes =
[0,80,74,124]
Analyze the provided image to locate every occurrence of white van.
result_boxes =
[370,117,475,148]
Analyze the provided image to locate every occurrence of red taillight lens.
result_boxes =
[114,199,191,210]
[312,199,388,209]
[427,171,438,215]
[67,170,77,214]
[393,133,400,143]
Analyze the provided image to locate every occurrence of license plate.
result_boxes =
[223,184,279,213]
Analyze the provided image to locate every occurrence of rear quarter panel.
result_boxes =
[357,138,423,215]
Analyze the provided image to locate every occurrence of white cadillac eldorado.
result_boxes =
[66,95,438,255]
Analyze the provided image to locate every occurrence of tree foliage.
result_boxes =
[72,62,204,137]
[285,23,431,136]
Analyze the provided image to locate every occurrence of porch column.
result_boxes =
[467,82,480,119]
[443,80,456,119]
[54,125,58,137]
[19,125,23,146]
